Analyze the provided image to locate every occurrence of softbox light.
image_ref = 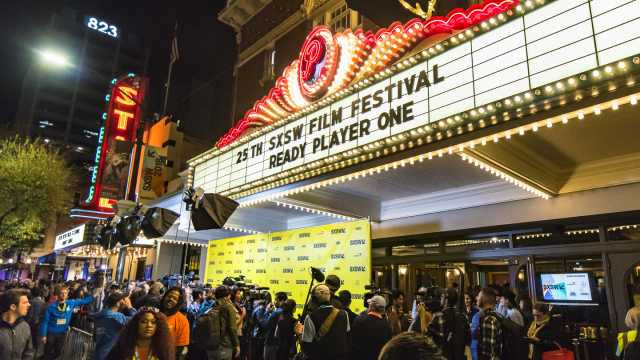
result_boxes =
[191,193,239,231]
[141,207,180,238]
[113,214,141,246]
[97,224,119,250]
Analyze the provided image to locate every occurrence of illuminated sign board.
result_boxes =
[84,75,147,210]
[54,224,87,251]
[193,0,640,196]
[84,16,120,38]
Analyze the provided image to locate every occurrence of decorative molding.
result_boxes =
[558,152,640,194]
[218,0,273,31]
[380,180,537,221]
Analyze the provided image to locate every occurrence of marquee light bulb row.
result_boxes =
[273,202,357,221]
[566,229,598,235]
[608,224,638,231]
[193,0,521,155]
[159,238,208,247]
[234,92,639,208]
[221,227,263,235]
[516,233,551,240]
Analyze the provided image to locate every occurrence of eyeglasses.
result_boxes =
[138,307,159,313]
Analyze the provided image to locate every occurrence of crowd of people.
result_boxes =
[0,276,638,360]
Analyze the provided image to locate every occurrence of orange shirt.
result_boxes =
[135,346,160,360]
[165,312,190,346]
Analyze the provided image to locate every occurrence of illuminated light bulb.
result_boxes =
[447,118,453,123]
[619,61,626,69]
[578,112,584,119]
[409,159,414,165]
[459,145,463,151]
[490,18,496,24]
[481,139,486,145]
[612,102,618,110]
[593,70,600,77]
[506,132,511,139]
[516,5,523,11]
[471,110,477,116]
[393,163,397,169]
[449,148,453,154]
[438,151,443,157]
[594,107,601,115]
[505,99,512,105]
[563,116,568,123]
[419,156,423,162]
[479,108,485,114]
[519,128,524,135]
[462,154,466,160]
[428,153,433,160]
[556,82,563,89]
[547,120,552,127]
[475,161,479,166]
[631,97,637,105]
[546,86,552,92]
[401,161,405,167]
[526,0,532,5]
[385,165,388,171]
[524,93,531,99]
[481,22,487,28]
[487,105,494,111]
[605,66,612,73]
[470,142,475,149]
[493,135,498,142]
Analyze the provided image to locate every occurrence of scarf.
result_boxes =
[527,317,550,359]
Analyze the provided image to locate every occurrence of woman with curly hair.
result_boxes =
[104,307,175,360]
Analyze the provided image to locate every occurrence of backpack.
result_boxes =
[439,309,471,360]
[622,338,640,360]
[487,311,528,360]
[195,301,225,351]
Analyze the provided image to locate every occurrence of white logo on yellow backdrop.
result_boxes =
[205,219,371,314]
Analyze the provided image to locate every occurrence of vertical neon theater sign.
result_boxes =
[80,75,148,217]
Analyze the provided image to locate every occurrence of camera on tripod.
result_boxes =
[364,280,391,307]
[414,284,444,313]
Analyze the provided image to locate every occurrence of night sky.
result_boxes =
[0,0,237,143]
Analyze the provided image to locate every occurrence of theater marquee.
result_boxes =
[192,0,640,199]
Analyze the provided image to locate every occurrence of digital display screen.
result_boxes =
[536,272,595,303]
[84,16,120,38]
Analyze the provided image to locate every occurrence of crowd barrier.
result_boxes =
[60,327,95,360]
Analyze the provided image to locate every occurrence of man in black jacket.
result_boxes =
[347,295,392,360]
[0,288,33,360]
[428,288,471,360]
[302,285,350,360]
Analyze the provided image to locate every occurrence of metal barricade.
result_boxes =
[60,327,95,360]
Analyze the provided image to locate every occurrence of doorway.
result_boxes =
[606,252,640,335]
[135,258,146,281]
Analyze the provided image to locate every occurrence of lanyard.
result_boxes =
[134,347,153,360]
[57,302,66,313]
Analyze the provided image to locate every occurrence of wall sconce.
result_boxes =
[377,272,383,276]
[399,265,408,275]
[518,272,524,280]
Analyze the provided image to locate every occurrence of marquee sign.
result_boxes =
[82,75,148,214]
[192,0,640,199]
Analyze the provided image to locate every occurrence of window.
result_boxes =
[265,48,276,76]
[314,2,365,33]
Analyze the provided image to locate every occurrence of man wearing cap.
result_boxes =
[347,295,392,360]
[500,292,523,327]
[307,275,344,313]
[302,284,350,360]
[92,292,136,360]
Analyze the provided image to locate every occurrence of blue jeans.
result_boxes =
[207,347,233,360]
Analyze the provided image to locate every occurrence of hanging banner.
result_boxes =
[205,219,371,314]
[99,138,134,200]
[137,145,168,203]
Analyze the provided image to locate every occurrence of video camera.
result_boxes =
[414,282,444,313]
[364,280,391,307]
[222,275,270,302]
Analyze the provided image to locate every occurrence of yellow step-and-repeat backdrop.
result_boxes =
[205,219,371,314]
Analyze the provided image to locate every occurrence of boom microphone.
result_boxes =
[310,267,325,282]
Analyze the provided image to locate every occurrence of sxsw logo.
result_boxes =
[350,239,366,245]
[350,266,366,272]
[296,304,304,309]
[296,280,308,285]
[210,244,217,247]
[227,242,234,246]
[331,254,345,259]
[283,269,293,273]
[209,262,215,265]
[341,280,345,285]
[334,267,340,271]
[234,270,242,274]
[332,228,346,234]
[284,292,292,296]
[271,258,280,262]
[297,256,309,261]
[272,236,282,241]
[270,280,279,284]
[258,248,267,253]
[352,293,364,300]
[314,243,327,248]
[299,233,310,238]
[225,260,233,264]
[316,268,326,273]
[356,227,362,230]
[216,270,223,274]
[247,239,256,244]
[245,259,254,263]
[236,250,244,254]
[285,246,295,251]
[256,269,266,274]
[207,279,214,283]
[218,252,224,256]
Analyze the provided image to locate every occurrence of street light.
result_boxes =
[40,51,68,66]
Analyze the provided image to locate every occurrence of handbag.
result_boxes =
[542,342,574,360]
[292,309,340,360]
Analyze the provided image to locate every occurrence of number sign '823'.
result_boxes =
[84,16,120,38]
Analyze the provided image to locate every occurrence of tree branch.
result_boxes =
[0,206,18,227]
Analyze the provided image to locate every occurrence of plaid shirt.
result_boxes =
[186,301,201,328]
[476,309,503,360]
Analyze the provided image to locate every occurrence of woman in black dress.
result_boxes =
[275,299,297,360]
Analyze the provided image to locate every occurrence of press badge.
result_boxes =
[57,319,66,325]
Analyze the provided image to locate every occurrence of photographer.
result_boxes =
[250,292,272,360]
[347,295,392,360]
[301,285,350,360]
[428,289,471,360]
[262,292,288,360]
[306,275,344,313]
[230,287,246,359]
[206,285,240,360]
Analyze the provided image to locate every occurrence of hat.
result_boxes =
[503,291,517,304]
[367,295,386,308]
[107,292,127,307]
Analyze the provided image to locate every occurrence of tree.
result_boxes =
[0,136,77,252]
